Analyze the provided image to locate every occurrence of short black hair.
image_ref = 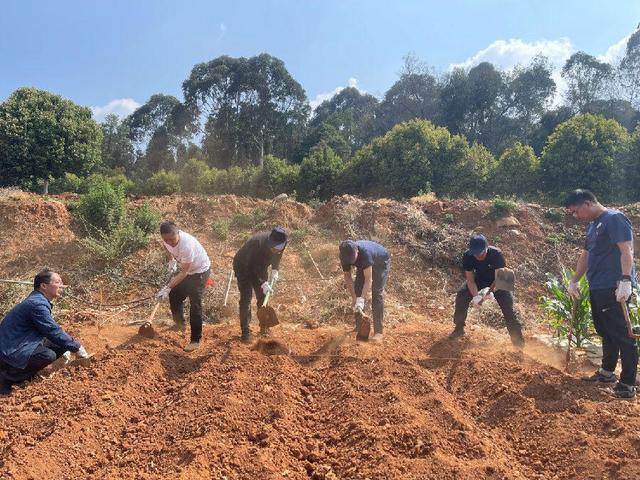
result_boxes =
[563,189,598,208]
[160,220,178,235]
[34,269,55,290]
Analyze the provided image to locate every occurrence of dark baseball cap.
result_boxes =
[268,227,288,250]
[468,234,488,256]
[339,240,358,265]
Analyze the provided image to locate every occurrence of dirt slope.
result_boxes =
[1,191,640,479]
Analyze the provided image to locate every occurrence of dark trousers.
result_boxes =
[235,269,267,336]
[354,259,390,335]
[0,339,67,385]
[590,288,638,386]
[453,283,524,346]
[169,269,210,342]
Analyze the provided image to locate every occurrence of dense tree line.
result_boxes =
[1,28,640,201]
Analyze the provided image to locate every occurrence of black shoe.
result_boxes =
[240,332,253,344]
[582,370,617,383]
[613,382,636,399]
[0,373,12,396]
[448,327,464,340]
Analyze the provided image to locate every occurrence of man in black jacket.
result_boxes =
[233,227,288,342]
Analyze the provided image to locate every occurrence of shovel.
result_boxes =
[566,298,576,369]
[495,268,515,292]
[221,268,234,318]
[620,299,636,339]
[257,280,279,330]
[355,309,371,341]
[138,302,160,338]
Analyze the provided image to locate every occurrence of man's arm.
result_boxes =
[571,250,589,283]
[465,271,478,297]
[617,240,634,277]
[343,270,356,303]
[32,305,81,352]
[360,266,373,299]
[168,261,192,288]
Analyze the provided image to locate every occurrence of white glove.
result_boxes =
[168,259,178,273]
[157,285,171,301]
[471,294,484,308]
[62,351,72,364]
[616,280,632,302]
[354,297,365,312]
[76,345,90,359]
[261,282,273,295]
[269,269,279,283]
[567,281,579,300]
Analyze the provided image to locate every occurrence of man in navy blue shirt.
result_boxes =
[0,270,89,395]
[565,189,637,399]
[340,240,390,342]
[449,234,524,347]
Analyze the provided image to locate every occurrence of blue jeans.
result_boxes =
[354,259,390,334]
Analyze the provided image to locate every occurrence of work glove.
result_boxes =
[62,351,72,364]
[261,282,273,296]
[157,285,171,301]
[76,345,90,359]
[567,280,579,300]
[471,294,484,308]
[269,269,279,283]
[354,297,365,313]
[616,279,632,302]
[168,259,178,273]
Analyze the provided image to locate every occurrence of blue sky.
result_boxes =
[1,0,639,120]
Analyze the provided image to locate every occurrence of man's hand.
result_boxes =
[62,351,72,364]
[157,286,171,301]
[269,269,279,283]
[261,282,273,296]
[168,259,178,273]
[354,297,365,313]
[616,279,632,302]
[76,345,90,359]
[567,280,580,300]
[471,294,484,308]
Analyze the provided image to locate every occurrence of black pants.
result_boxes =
[590,288,638,386]
[354,259,390,335]
[235,268,267,336]
[169,269,210,342]
[453,283,524,346]
[0,339,67,385]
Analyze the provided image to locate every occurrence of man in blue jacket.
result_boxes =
[0,270,89,395]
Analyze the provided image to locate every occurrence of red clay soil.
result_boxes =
[2,192,640,479]
[1,322,639,480]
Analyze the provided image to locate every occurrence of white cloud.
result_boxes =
[219,23,227,40]
[597,34,630,64]
[91,98,140,122]
[310,77,363,110]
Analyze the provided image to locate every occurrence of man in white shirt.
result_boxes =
[158,221,211,352]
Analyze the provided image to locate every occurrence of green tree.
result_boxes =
[562,52,613,112]
[183,54,309,167]
[258,155,300,197]
[101,114,135,171]
[179,158,210,193]
[0,87,102,192]
[618,28,640,109]
[540,114,630,200]
[493,142,540,196]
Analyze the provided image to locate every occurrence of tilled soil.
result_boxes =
[1,321,639,480]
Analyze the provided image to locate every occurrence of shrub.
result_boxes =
[139,170,181,196]
[487,196,517,220]
[212,220,230,240]
[544,208,565,223]
[259,155,300,198]
[79,222,149,265]
[49,173,83,194]
[75,181,126,233]
[494,142,540,196]
[541,269,594,347]
[180,159,210,193]
[297,148,344,201]
[130,203,161,235]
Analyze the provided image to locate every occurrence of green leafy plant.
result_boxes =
[544,208,565,223]
[212,220,230,240]
[130,203,161,235]
[487,196,517,220]
[231,208,271,230]
[541,268,594,347]
[79,222,149,265]
[75,181,126,234]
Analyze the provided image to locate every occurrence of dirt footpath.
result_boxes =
[1,321,639,480]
